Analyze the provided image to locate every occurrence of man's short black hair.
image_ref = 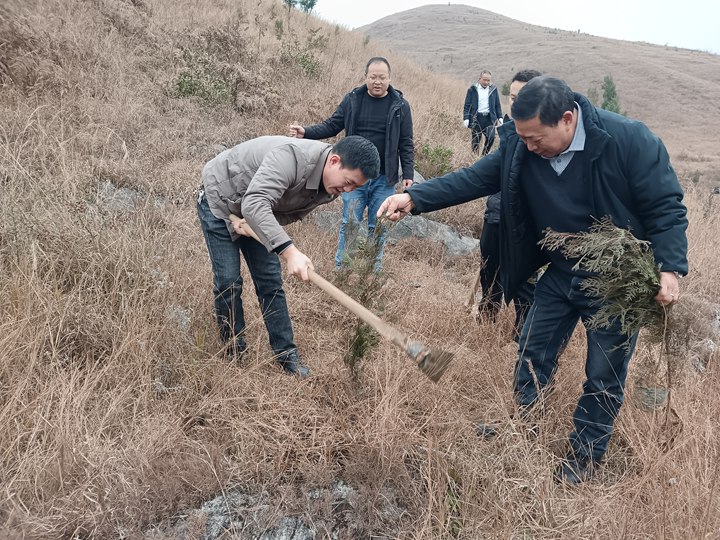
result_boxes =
[511,69,542,84]
[332,136,380,180]
[365,57,391,75]
[511,76,576,126]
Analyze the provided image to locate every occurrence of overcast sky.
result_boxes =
[314,1,719,55]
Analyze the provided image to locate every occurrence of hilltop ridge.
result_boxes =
[362,3,720,170]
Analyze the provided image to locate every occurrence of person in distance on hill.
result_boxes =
[197,135,380,378]
[289,56,414,272]
[378,76,688,485]
[477,69,542,339]
[463,69,503,155]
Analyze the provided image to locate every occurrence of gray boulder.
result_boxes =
[308,210,479,256]
[385,214,478,256]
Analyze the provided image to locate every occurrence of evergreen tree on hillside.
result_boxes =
[601,74,624,115]
[299,0,317,15]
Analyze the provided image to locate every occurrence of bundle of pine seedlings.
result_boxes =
[540,216,683,410]
[540,215,666,339]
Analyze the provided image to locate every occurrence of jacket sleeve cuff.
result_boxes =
[273,240,293,255]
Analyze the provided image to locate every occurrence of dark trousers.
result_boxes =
[514,266,638,462]
[478,221,503,317]
[197,195,296,359]
[471,113,495,155]
[478,222,534,339]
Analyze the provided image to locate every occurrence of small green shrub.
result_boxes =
[334,207,388,383]
[601,74,624,115]
[345,322,380,380]
[175,70,234,104]
[295,50,321,78]
[280,40,322,79]
[415,142,454,178]
[306,27,328,50]
[171,38,240,106]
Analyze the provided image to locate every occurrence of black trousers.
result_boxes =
[479,221,535,340]
[471,113,495,155]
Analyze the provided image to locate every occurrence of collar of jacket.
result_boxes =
[573,93,610,161]
[472,83,497,95]
[305,146,332,192]
[353,84,404,103]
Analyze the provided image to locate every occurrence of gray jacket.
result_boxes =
[202,136,336,252]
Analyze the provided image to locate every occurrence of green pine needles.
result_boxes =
[540,216,665,339]
[334,207,388,382]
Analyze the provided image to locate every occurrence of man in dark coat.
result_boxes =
[463,70,504,155]
[477,69,542,337]
[379,77,688,485]
[290,57,414,272]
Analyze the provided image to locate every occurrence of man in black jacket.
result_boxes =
[379,77,688,485]
[463,70,503,155]
[289,57,414,271]
[478,69,542,337]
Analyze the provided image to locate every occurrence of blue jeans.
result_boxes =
[197,195,296,359]
[514,266,638,462]
[335,175,395,271]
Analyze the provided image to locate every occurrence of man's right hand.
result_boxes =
[279,244,313,281]
[377,193,415,222]
[463,119,469,128]
[289,124,305,138]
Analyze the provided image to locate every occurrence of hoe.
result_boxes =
[229,215,454,382]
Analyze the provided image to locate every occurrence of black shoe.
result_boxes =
[555,454,596,486]
[277,354,310,379]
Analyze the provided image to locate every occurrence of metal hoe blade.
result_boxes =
[406,340,454,383]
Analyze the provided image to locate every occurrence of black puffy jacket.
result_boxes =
[408,94,688,300]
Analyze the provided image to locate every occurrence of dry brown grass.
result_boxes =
[1,0,719,538]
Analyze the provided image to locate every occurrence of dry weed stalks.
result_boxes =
[0,0,718,538]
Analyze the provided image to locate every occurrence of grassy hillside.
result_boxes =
[1,0,719,538]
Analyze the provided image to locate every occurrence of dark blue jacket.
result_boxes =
[408,94,688,301]
[303,85,414,186]
[484,192,501,224]
[463,83,503,125]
